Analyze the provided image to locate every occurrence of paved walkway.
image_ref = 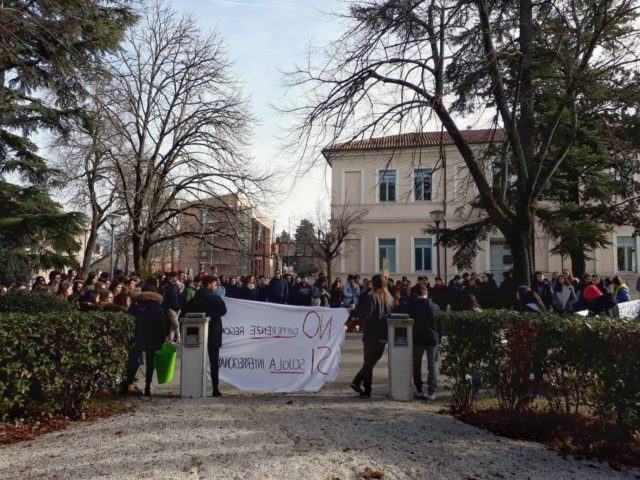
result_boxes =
[1,335,637,480]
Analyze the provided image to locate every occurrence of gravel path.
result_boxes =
[1,393,638,480]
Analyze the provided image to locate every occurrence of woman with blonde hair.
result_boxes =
[350,274,394,398]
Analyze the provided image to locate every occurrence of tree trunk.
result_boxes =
[326,258,332,286]
[82,216,100,277]
[504,218,535,287]
[132,230,142,273]
[569,249,587,278]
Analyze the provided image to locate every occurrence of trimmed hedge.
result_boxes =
[438,310,640,429]
[0,311,134,421]
[0,291,74,314]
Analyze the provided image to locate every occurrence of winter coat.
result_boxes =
[268,277,288,303]
[98,302,128,313]
[615,284,631,304]
[129,291,166,351]
[343,283,361,306]
[355,291,393,341]
[408,297,441,346]
[475,282,498,309]
[429,285,449,311]
[183,289,227,348]
[179,286,197,310]
[238,285,258,301]
[329,288,344,308]
[294,283,314,306]
[256,284,270,302]
[162,283,181,312]
[551,285,578,313]
[534,281,553,308]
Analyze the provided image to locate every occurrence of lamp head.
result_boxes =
[105,213,122,228]
[430,209,445,223]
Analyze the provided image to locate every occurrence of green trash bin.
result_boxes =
[154,342,177,384]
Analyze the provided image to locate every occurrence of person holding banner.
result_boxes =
[350,274,394,398]
[184,276,227,397]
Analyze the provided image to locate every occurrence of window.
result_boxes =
[490,239,513,273]
[414,238,433,272]
[378,170,396,202]
[378,238,397,272]
[414,168,433,201]
[617,236,637,272]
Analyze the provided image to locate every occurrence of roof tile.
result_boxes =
[323,128,506,154]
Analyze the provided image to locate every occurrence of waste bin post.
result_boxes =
[387,313,414,402]
[180,313,210,398]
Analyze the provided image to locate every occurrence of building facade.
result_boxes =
[177,194,274,277]
[324,129,640,284]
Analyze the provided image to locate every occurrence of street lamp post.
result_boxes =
[430,209,445,277]
[105,213,122,279]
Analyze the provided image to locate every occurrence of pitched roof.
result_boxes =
[322,128,506,158]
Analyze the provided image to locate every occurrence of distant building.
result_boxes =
[177,193,274,278]
[324,129,640,282]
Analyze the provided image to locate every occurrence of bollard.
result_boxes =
[387,313,414,402]
[180,313,210,398]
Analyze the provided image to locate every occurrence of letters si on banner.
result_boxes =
[218,298,349,392]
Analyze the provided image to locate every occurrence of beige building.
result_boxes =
[324,129,640,283]
[177,193,275,277]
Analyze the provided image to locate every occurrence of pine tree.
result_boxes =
[0,1,136,272]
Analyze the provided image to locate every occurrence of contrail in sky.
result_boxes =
[210,0,316,11]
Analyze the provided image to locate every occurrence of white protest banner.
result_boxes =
[218,298,349,392]
[617,299,640,319]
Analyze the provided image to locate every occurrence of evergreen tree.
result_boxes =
[294,219,320,275]
[539,113,640,277]
[0,1,136,272]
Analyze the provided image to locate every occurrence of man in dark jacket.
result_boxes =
[533,271,553,309]
[293,275,313,306]
[429,277,449,311]
[499,271,517,308]
[256,275,270,302]
[408,284,441,399]
[447,275,465,311]
[183,276,227,397]
[268,270,288,304]
[126,291,166,396]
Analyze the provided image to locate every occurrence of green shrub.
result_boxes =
[0,251,31,285]
[0,311,134,421]
[0,291,74,314]
[438,310,640,429]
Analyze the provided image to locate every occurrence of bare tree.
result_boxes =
[101,1,270,271]
[286,0,640,285]
[51,93,121,276]
[314,204,368,284]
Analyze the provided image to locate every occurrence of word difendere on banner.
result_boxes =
[216,298,349,392]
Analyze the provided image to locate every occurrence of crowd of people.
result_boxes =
[2,266,636,316]
[2,265,638,400]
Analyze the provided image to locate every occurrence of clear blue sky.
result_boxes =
[172,0,345,233]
